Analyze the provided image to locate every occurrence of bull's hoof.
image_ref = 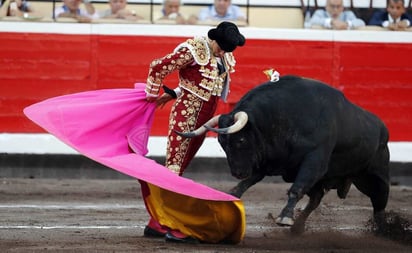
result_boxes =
[275,216,294,226]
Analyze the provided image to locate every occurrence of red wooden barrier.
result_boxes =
[1,24,411,141]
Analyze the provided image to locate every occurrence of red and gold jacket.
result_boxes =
[145,36,237,102]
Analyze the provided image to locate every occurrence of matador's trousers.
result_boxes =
[165,89,219,175]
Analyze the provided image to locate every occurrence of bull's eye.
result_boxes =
[236,137,247,148]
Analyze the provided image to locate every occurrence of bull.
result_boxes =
[177,75,390,234]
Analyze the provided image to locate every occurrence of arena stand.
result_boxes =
[0,0,305,28]
[1,0,411,29]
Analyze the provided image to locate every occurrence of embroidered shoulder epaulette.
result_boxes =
[174,36,210,66]
[223,52,236,73]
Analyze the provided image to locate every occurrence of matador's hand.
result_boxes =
[156,93,173,108]
[146,96,157,102]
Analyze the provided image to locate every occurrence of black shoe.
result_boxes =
[165,231,199,244]
[144,226,167,238]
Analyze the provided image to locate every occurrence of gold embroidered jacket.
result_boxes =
[145,36,236,102]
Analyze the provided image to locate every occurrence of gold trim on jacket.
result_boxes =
[146,36,237,101]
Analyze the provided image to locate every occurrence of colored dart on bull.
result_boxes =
[263,68,280,82]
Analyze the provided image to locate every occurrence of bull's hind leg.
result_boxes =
[353,172,389,219]
[353,144,389,220]
[291,184,325,234]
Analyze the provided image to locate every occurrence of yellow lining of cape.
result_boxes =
[144,183,246,244]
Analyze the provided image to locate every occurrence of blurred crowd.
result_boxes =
[0,0,411,31]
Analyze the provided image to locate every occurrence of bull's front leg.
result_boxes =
[291,184,325,234]
[229,173,265,198]
[276,191,300,226]
[276,147,330,227]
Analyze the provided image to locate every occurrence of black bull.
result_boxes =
[177,75,390,234]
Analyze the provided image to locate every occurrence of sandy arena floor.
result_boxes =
[0,178,411,252]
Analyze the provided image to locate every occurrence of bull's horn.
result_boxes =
[174,115,221,138]
[205,111,248,134]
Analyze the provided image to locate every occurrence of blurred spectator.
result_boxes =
[0,0,12,17]
[368,0,411,30]
[98,0,143,21]
[0,0,37,18]
[54,0,97,23]
[156,0,186,24]
[188,0,246,25]
[308,0,365,30]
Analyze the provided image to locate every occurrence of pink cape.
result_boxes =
[23,83,245,243]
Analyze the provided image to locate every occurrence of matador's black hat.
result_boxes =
[208,21,246,52]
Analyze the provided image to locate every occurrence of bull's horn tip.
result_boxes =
[173,129,194,138]
[173,129,186,136]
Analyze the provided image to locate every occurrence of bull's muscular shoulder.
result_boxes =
[271,75,387,129]
[239,74,350,119]
[275,75,343,95]
[254,75,336,93]
[261,75,320,86]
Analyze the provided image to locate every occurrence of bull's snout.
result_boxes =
[232,171,250,180]
[228,160,253,180]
